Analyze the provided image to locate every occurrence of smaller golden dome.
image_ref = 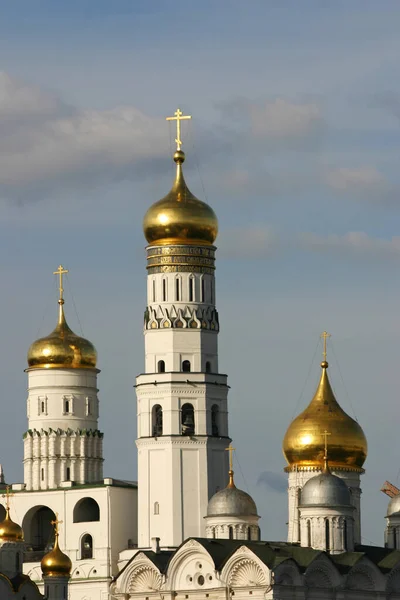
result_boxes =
[143,150,218,246]
[0,508,24,542]
[41,533,72,578]
[27,300,97,370]
[283,361,367,472]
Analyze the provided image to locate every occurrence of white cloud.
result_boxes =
[218,226,280,259]
[299,231,400,258]
[249,98,322,138]
[325,166,387,192]
[0,72,167,201]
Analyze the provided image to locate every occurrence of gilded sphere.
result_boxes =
[41,536,72,578]
[283,363,367,471]
[27,306,97,370]
[143,153,218,246]
[0,510,23,542]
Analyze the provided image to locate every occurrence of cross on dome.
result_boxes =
[2,485,14,511]
[166,108,192,151]
[51,513,63,536]
[53,265,68,305]
[320,331,331,361]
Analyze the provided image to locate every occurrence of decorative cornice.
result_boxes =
[23,428,104,438]
[284,465,365,474]
[144,304,219,331]
[146,244,216,274]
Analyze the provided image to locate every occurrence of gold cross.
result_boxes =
[321,430,331,460]
[51,513,63,536]
[53,265,69,303]
[2,486,13,511]
[225,444,236,471]
[166,108,192,151]
[320,331,331,360]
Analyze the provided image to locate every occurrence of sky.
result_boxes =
[0,0,400,546]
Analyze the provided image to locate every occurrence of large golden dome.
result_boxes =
[27,300,97,370]
[41,533,72,578]
[0,508,23,542]
[143,150,218,246]
[283,361,367,472]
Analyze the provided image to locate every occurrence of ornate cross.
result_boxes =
[225,444,235,471]
[321,430,331,460]
[166,108,192,151]
[320,331,331,360]
[51,513,63,535]
[2,485,13,510]
[53,265,68,303]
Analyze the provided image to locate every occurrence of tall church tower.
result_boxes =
[282,332,367,545]
[136,109,230,548]
[24,266,103,490]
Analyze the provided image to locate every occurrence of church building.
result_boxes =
[2,109,400,599]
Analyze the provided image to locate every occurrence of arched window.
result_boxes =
[394,527,398,549]
[229,526,234,540]
[66,467,70,481]
[162,278,167,301]
[73,498,100,523]
[325,519,330,552]
[247,527,251,541]
[189,277,194,302]
[182,360,191,373]
[41,468,44,481]
[205,361,211,373]
[210,279,214,304]
[258,526,261,541]
[152,279,156,302]
[41,401,45,413]
[65,399,70,414]
[175,278,180,301]
[81,533,93,559]
[22,505,56,551]
[181,403,195,436]
[343,519,347,551]
[212,527,216,539]
[0,505,6,522]
[307,520,311,547]
[201,278,205,303]
[157,360,165,373]
[154,502,159,515]
[211,405,219,436]
[152,405,163,437]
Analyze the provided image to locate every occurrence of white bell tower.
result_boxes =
[136,109,230,549]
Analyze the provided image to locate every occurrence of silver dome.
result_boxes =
[300,471,351,507]
[207,486,258,517]
[387,495,400,517]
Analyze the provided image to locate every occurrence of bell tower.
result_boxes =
[136,109,230,549]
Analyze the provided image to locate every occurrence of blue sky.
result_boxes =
[1,1,400,545]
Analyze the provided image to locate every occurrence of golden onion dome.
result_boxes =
[41,533,72,578]
[283,361,367,472]
[27,299,97,370]
[0,507,24,542]
[143,150,218,246]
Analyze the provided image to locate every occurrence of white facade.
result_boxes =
[287,468,362,544]
[137,257,230,549]
[7,480,137,600]
[24,367,103,490]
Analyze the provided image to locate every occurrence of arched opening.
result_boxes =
[210,279,215,304]
[247,527,251,541]
[343,519,348,551]
[189,277,194,302]
[65,399,70,414]
[182,360,191,373]
[81,533,93,560]
[152,405,163,437]
[325,519,330,552]
[307,520,311,547]
[175,278,180,301]
[41,468,44,481]
[152,279,156,302]
[41,401,45,413]
[201,278,205,303]
[181,403,195,436]
[0,505,6,522]
[394,527,397,549]
[66,467,70,481]
[157,360,165,373]
[229,526,234,540]
[205,361,211,373]
[211,404,219,436]
[154,502,159,515]
[162,278,167,302]
[22,505,56,552]
[73,498,100,523]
